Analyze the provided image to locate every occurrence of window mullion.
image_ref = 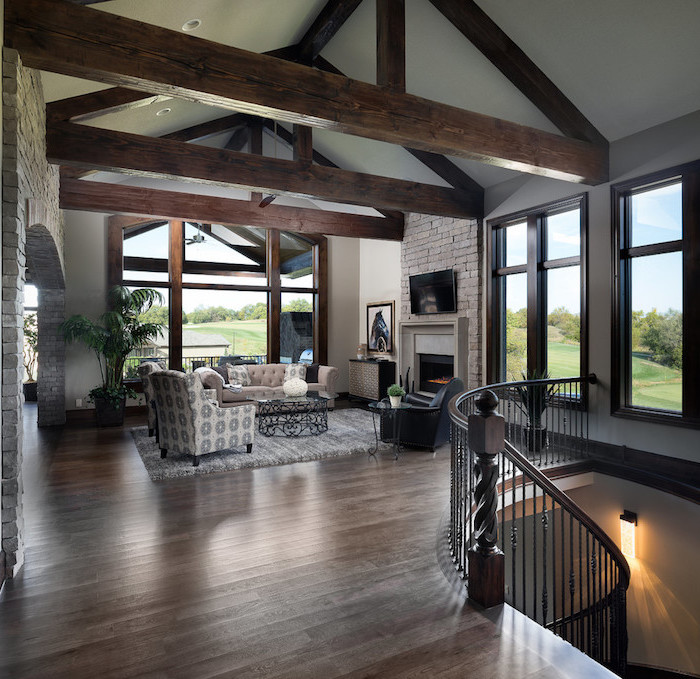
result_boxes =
[682,170,700,419]
[526,214,540,376]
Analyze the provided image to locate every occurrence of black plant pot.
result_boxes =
[525,425,547,453]
[23,381,38,402]
[94,395,126,427]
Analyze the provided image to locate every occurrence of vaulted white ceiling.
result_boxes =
[40,0,700,192]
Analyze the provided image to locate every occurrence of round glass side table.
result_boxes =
[367,399,412,459]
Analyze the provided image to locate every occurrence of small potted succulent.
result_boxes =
[387,383,405,408]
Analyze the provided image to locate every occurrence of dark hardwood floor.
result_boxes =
[0,404,616,678]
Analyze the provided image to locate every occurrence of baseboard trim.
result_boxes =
[65,405,147,424]
[587,439,700,504]
[627,663,699,679]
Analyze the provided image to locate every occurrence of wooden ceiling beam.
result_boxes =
[48,121,477,218]
[298,0,363,63]
[376,0,405,92]
[7,0,608,184]
[428,0,608,147]
[46,87,162,123]
[60,178,405,241]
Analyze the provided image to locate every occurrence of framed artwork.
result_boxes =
[366,301,395,354]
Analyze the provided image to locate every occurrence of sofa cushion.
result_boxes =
[195,366,225,388]
[284,363,307,381]
[227,363,252,386]
[304,363,320,382]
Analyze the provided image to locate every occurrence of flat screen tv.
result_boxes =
[409,269,457,314]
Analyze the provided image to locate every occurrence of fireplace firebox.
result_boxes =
[419,353,454,393]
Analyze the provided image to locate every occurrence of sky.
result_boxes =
[505,185,683,316]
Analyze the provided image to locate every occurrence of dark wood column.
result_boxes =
[267,231,281,363]
[683,169,700,419]
[168,221,184,370]
[315,239,328,365]
[377,0,405,91]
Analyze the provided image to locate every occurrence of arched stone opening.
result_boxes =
[25,219,66,427]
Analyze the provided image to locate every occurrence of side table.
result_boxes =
[367,400,412,459]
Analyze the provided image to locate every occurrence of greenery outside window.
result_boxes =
[612,159,700,426]
[113,219,327,372]
[488,195,587,386]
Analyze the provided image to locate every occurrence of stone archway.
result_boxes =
[25,205,66,427]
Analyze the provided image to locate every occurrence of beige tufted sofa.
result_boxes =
[199,363,339,408]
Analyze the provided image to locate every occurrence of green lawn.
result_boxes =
[186,320,267,356]
[548,340,681,411]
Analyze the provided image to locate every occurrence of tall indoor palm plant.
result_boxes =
[61,286,165,426]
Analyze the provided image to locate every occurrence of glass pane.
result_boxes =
[630,252,682,411]
[123,222,169,259]
[631,181,682,247]
[126,287,169,377]
[182,288,267,367]
[280,292,314,364]
[505,221,527,267]
[546,208,580,260]
[546,266,580,378]
[280,233,314,287]
[123,270,170,283]
[504,272,527,381]
[25,283,38,309]
[184,223,266,271]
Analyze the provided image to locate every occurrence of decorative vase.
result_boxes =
[283,378,308,397]
[389,394,402,408]
[23,381,38,402]
[525,425,547,452]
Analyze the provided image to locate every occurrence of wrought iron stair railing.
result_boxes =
[448,376,630,676]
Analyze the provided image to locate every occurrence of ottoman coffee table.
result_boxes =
[248,391,338,437]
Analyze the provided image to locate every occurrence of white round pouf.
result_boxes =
[283,378,308,397]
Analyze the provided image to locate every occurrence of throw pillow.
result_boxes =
[284,363,307,382]
[194,366,225,388]
[212,365,228,382]
[305,363,320,383]
[226,363,252,386]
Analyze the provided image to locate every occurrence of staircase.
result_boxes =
[448,375,630,676]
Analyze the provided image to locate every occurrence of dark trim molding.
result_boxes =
[627,663,700,679]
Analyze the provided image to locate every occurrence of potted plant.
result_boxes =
[60,286,164,427]
[387,383,406,408]
[515,370,556,452]
[23,312,38,402]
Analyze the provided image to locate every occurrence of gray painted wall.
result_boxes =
[484,110,700,462]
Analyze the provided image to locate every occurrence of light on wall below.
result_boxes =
[620,510,637,559]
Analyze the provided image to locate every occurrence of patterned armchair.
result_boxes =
[137,360,165,437]
[150,370,256,467]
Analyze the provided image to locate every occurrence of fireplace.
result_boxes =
[419,353,454,393]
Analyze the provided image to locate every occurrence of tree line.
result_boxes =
[139,298,313,326]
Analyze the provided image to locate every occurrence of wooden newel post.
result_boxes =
[467,390,505,608]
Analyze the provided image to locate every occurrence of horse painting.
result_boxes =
[368,306,392,352]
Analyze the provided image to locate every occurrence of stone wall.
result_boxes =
[400,213,483,388]
[2,48,63,575]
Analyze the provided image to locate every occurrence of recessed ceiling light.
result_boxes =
[156,108,172,116]
[182,19,201,32]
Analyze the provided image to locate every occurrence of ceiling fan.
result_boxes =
[185,223,206,245]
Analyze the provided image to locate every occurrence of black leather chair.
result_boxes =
[382,378,465,451]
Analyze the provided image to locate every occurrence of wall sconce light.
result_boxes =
[620,510,637,559]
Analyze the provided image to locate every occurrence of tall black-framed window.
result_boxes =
[488,194,588,383]
[109,218,328,372]
[611,159,700,426]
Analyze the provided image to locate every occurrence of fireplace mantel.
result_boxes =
[398,318,468,394]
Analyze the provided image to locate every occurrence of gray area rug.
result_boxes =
[131,408,390,481]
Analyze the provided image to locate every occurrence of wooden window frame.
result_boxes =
[611,159,700,428]
[487,194,588,385]
[108,217,328,370]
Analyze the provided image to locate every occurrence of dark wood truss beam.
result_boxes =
[7,0,607,184]
[60,177,405,241]
[298,0,363,62]
[428,0,607,147]
[49,121,476,218]
[376,0,405,91]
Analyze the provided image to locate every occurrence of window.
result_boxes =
[488,195,587,383]
[112,219,327,372]
[612,160,700,426]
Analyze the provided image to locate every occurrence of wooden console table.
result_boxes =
[348,359,396,401]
